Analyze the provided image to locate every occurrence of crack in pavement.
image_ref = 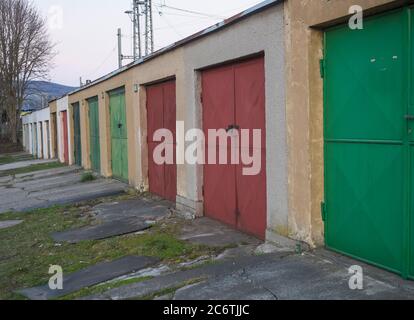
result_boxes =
[238,267,279,300]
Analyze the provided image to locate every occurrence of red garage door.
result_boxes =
[147,80,177,202]
[202,57,266,239]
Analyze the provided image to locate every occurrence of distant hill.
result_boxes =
[22,81,77,112]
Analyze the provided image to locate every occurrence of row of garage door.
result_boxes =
[73,6,414,278]
[76,56,267,240]
[28,121,52,159]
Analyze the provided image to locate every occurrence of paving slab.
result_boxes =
[30,179,125,200]
[19,256,160,300]
[94,198,172,222]
[52,217,151,243]
[179,217,261,248]
[37,183,126,208]
[0,159,57,172]
[0,220,23,230]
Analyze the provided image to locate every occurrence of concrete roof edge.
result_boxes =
[68,0,284,96]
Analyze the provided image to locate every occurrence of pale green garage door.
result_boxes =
[109,88,128,182]
[88,97,101,173]
[73,103,82,167]
[324,8,414,278]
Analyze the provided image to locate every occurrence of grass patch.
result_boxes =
[0,154,34,165]
[0,156,14,165]
[0,202,218,300]
[0,161,64,177]
[80,172,96,183]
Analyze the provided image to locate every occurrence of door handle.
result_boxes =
[405,115,414,120]
[118,123,123,129]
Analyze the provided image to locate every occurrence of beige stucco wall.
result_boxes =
[285,0,405,246]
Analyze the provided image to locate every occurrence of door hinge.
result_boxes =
[202,186,205,197]
[321,202,327,222]
[319,59,325,78]
[200,92,203,103]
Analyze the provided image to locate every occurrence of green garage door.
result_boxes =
[73,103,82,166]
[324,8,413,278]
[88,97,101,173]
[109,88,128,181]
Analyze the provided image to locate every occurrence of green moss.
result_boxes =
[80,172,96,183]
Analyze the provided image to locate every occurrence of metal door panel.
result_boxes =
[324,9,408,275]
[163,81,177,202]
[146,80,177,202]
[202,65,237,227]
[73,103,82,166]
[234,57,266,239]
[88,97,101,172]
[109,89,128,181]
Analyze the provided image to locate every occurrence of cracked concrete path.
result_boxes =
[85,249,414,300]
[0,166,128,214]
[173,250,414,300]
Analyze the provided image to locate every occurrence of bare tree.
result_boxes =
[0,0,54,144]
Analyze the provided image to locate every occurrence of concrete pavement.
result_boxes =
[86,249,414,300]
[0,165,127,214]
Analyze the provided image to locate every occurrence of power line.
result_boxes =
[154,9,222,20]
[84,46,117,79]
[157,10,183,38]
[154,2,225,19]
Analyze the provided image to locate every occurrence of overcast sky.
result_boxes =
[31,0,264,87]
